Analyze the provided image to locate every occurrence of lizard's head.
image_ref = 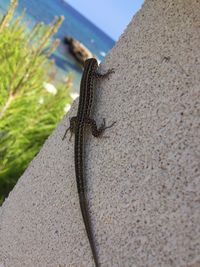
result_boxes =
[84,58,98,71]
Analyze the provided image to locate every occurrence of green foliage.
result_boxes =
[0,1,72,204]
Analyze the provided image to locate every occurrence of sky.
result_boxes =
[65,0,144,41]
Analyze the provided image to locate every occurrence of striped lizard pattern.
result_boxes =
[63,58,115,267]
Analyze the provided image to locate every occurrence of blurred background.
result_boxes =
[0,0,143,204]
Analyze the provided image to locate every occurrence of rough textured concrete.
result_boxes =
[0,0,200,266]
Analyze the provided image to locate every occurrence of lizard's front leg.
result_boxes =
[94,68,115,79]
[62,116,78,140]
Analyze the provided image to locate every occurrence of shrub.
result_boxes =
[0,0,72,204]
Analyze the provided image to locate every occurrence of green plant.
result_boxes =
[0,0,72,204]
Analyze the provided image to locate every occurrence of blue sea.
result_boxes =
[0,0,115,90]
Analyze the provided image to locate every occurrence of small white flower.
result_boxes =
[64,104,71,113]
[43,82,57,95]
[38,97,44,104]
[70,92,79,100]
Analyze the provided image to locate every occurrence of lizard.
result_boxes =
[62,57,115,267]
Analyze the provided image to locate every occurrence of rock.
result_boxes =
[64,36,94,66]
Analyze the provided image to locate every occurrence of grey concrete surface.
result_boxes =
[0,0,200,266]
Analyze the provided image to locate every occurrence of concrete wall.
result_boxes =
[0,0,200,266]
